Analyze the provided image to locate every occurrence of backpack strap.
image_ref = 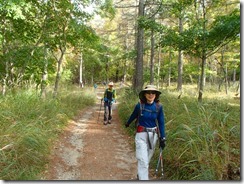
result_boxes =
[156,102,161,113]
[105,89,115,98]
[104,88,108,96]
[135,101,161,127]
[140,101,160,114]
[140,101,144,116]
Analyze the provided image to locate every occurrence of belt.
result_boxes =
[136,125,158,149]
[136,125,158,133]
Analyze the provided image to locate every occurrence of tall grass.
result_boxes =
[0,85,96,180]
[118,84,240,180]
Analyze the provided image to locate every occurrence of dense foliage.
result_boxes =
[0,0,240,97]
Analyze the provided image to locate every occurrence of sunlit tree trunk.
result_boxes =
[177,16,183,92]
[79,52,83,88]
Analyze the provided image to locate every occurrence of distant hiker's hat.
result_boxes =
[108,82,114,86]
[139,85,161,101]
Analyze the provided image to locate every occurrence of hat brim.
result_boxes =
[139,88,161,100]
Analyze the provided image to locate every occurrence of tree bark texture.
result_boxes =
[134,0,144,93]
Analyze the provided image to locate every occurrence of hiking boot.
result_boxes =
[108,120,111,124]
[104,121,107,125]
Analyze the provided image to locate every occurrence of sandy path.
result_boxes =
[41,87,137,180]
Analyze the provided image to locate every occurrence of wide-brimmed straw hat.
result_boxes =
[139,85,161,101]
[108,82,114,86]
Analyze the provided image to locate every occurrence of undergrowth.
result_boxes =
[0,85,96,180]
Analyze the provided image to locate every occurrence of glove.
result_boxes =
[111,99,116,104]
[159,137,166,149]
[125,123,129,128]
[103,97,108,102]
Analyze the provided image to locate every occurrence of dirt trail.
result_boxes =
[41,87,137,180]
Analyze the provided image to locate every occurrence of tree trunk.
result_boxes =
[167,49,172,87]
[40,46,48,98]
[177,49,183,91]
[150,28,155,84]
[134,0,144,93]
[220,48,228,95]
[225,63,228,95]
[123,27,129,83]
[106,55,109,84]
[198,0,206,102]
[79,52,84,88]
[53,48,65,98]
[177,16,183,92]
[236,80,240,94]
[1,16,7,96]
[2,61,9,96]
[232,69,236,84]
[198,56,206,102]
[157,42,161,89]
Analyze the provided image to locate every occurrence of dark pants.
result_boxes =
[104,102,112,121]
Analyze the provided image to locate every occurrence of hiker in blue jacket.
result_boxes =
[125,85,166,180]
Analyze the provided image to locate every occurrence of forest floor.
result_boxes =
[40,86,159,181]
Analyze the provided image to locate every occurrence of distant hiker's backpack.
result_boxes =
[105,88,116,101]
[135,101,161,127]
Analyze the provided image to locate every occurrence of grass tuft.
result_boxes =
[0,85,96,180]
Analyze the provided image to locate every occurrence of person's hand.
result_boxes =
[159,137,166,149]
[125,123,129,128]
[111,99,116,104]
[104,97,108,102]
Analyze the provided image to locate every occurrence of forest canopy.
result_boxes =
[0,0,240,100]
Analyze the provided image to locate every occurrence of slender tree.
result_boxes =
[134,0,145,92]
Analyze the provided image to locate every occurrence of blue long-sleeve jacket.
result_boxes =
[126,102,166,138]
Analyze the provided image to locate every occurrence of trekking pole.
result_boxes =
[155,148,164,178]
[97,99,103,123]
[155,148,161,176]
[160,148,164,179]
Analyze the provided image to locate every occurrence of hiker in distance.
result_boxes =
[102,82,116,125]
[125,85,166,180]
